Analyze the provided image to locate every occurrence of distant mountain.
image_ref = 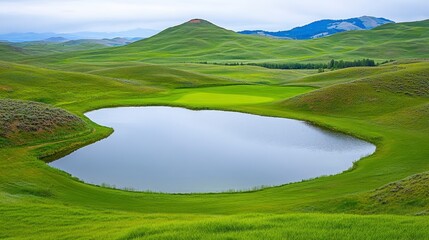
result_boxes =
[239,16,394,39]
[60,37,137,47]
[14,37,138,47]
[0,29,158,42]
[44,37,69,43]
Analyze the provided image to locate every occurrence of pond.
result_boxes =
[49,107,376,193]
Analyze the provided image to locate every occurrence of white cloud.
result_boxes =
[0,0,428,33]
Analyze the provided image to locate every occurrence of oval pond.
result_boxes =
[50,107,376,193]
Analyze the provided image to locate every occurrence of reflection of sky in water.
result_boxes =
[50,107,376,193]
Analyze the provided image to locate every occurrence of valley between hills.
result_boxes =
[1,18,429,239]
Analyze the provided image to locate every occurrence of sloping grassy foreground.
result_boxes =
[1,201,428,240]
[1,60,429,239]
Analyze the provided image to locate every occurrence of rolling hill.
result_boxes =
[0,42,28,61]
[15,18,429,69]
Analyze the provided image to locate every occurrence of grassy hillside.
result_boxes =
[285,63,408,87]
[88,63,243,87]
[166,63,317,85]
[16,19,429,69]
[363,171,429,214]
[0,42,28,61]
[0,61,250,106]
[110,19,429,62]
[284,62,429,117]
[0,61,159,106]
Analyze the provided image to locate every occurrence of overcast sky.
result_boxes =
[1,0,428,33]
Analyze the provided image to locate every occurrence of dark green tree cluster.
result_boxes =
[196,62,244,66]
[327,59,376,69]
[251,59,377,70]
[248,62,328,70]
[196,58,379,70]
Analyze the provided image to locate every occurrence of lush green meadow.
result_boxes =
[1,19,429,239]
[12,19,428,69]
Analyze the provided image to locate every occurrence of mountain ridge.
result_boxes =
[3,19,428,65]
[239,16,394,39]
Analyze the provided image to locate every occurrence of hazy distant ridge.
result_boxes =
[0,29,158,42]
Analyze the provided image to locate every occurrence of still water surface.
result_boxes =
[50,107,376,193]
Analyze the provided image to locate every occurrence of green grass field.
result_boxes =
[1,19,429,239]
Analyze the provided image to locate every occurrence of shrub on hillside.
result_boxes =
[0,99,87,146]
